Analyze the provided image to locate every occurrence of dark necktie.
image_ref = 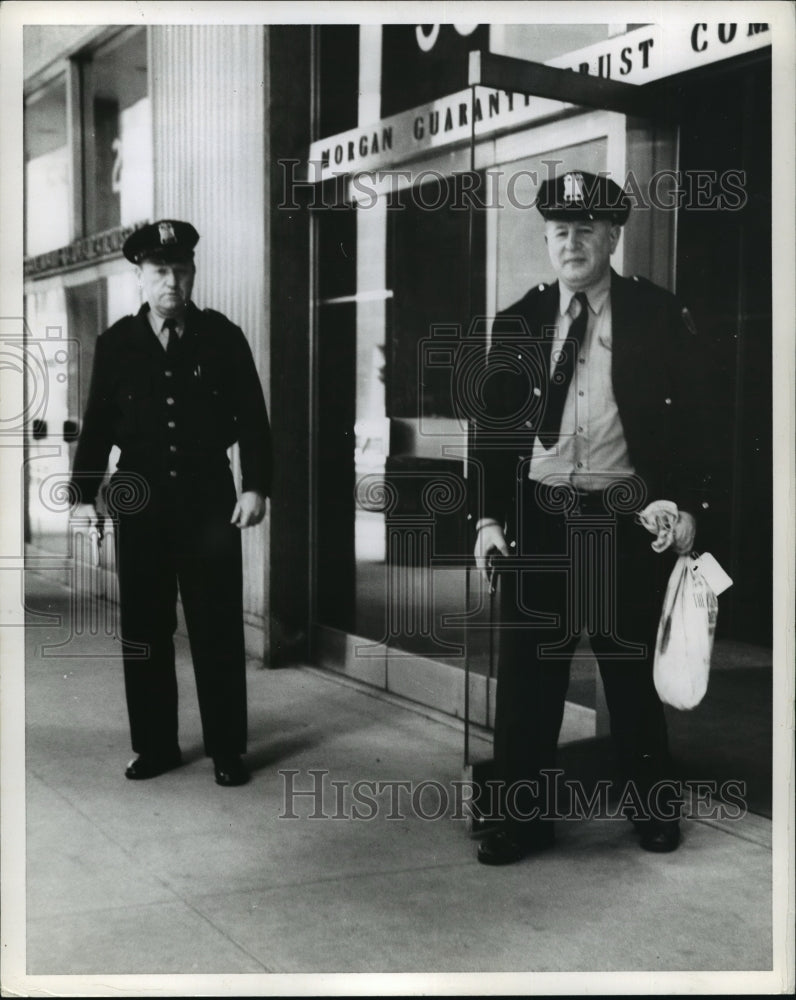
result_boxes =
[164,318,180,364]
[539,291,589,449]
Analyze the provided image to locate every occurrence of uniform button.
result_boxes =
[664,397,672,405]
[166,397,175,406]
[702,501,710,509]
[578,390,584,397]
[169,470,177,478]
[168,420,176,429]
[577,461,584,469]
[165,370,172,378]
[578,357,585,364]
[170,445,177,453]
[577,426,584,433]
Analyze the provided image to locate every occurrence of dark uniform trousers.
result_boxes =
[492,478,674,837]
[72,302,271,761]
[114,472,246,758]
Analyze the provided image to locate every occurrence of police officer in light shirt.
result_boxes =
[471,171,711,864]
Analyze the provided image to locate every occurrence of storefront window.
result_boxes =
[79,28,152,233]
[24,28,152,259]
[314,172,487,661]
[24,75,71,257]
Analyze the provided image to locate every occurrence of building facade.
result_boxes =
[23,20,773,728]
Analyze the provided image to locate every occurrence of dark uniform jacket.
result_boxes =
[71,302,271,507]
[472,269,711,537]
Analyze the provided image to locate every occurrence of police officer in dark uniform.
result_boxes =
[471,171,710,864]
[70,220,271,787]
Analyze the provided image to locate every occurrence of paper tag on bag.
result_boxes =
[691,552,733,596]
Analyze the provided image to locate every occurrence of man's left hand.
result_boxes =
[231,491,266,528]
[672,510,696,554]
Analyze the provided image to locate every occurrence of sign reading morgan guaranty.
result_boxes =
[307,22,770,182]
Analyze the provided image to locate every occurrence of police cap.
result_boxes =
[123,220,200,264]
[535,170,630,225]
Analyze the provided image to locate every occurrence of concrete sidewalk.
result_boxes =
[19,569,773,982]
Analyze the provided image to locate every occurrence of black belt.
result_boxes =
[528,480,616,515]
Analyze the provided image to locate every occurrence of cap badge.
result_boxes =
[563,172,585,204]
[158,222,177,246]
[564,172,583,203]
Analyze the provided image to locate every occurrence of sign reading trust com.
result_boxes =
[307,22,770,183]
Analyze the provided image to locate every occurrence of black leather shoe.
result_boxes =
[213,755,249,787]
[125,750,182,780]
[477,827,554,866]
[638,820,681,853]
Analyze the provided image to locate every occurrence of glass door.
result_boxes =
[313,174,486,671]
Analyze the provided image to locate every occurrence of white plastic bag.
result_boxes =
[653,552,732,710]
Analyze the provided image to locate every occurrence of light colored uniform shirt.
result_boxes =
[528,273,635,492]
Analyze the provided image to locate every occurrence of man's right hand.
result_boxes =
[474,523,510,583]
